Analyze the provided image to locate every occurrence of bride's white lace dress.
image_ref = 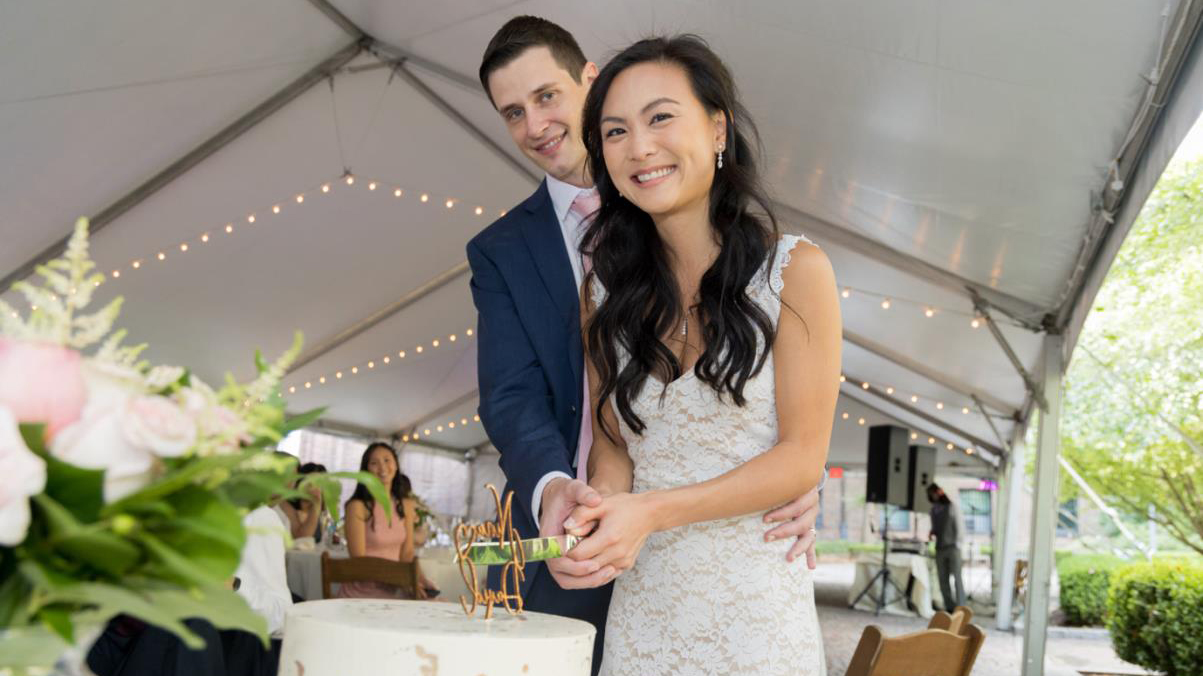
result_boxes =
[595,235,825,676]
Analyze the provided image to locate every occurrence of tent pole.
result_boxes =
[972,291,1048,411]
[1022,334,1065,675]
[995,427,1027,630]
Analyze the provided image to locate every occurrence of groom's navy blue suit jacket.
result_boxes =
[466,179,611,666]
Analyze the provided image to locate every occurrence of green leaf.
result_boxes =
[101,451,255,516]
[135,531,228,589]
[0,623,72,669]
[18,422,46,454]
[0,563,31,626]
[281,407,326,436]
[37,606,74,644]
[326,471,391,524]
[41,454,105,524]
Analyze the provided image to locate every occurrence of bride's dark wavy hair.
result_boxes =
[581,35,780,440]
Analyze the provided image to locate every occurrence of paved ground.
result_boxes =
[813,562,1150,676]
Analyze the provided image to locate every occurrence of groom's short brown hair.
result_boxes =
[479,16,588,108]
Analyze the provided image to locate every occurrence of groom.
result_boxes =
[467,16,822,672]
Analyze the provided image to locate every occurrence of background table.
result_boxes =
[284,544,482,602]
[847,551,944,618]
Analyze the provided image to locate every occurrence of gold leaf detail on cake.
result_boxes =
[416,646,438,676]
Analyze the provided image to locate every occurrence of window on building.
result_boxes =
[878,505,912,533]
[958,489,992,535]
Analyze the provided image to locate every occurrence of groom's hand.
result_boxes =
[762,485,820,568]
[540,478,614,589]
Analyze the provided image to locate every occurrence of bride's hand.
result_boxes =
[563,492,655,580]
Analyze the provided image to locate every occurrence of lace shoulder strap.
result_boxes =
[768,234,816,297]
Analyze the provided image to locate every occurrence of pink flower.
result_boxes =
[122,396,197,458]
[51,362,152,502]
[0,405,47,545]
[0,339,86,440]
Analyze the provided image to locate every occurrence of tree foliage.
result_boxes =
[1062,158,1203,555]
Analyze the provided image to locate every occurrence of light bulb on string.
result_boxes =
[445,199,454,209]
[296,195,304,203]
[880,299,891,310]
[466,329,474,336]
[841,288,851,299]
[924,308,935,318]
[475,207,484,215]
[157,252,166,261]
[322,184,331,193]
[886,387,894,395]
[180,243,188,252]
[936,402,944,410]
[946,443,953,450]
[841,412,849,420]
[962,407,970,415]
[394,189,402,197]
[420,194,429,203]
[345,176,355,186]
[910,395,918,403]
[971,318,981,329]
[225,224,234,233]
[927,437,935,444]
[132,261,141,269]
[857,418,865,425]
[247,215,256,223]
[368,182,377,191]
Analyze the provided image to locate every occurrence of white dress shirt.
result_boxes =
[235,505,294,636]
[530,173,596,522]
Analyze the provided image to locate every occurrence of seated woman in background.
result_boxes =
[338,442,425,599]
[278,462,326,541]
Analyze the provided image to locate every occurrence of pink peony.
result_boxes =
[0,339,86,440]
[0,405,48,545]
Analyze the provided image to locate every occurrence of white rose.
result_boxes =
[122,396,197,458]
[0,406,47,545]
[51,362,154,502]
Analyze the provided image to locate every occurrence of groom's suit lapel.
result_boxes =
[520,180,584,392]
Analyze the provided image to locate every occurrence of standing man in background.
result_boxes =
[927,482,966,611]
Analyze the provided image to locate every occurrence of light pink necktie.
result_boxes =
[570,189,600,481]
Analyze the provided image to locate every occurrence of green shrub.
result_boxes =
[1107,561,1203,676]
[1058,554,1125,626]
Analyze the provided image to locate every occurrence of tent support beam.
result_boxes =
[844,330,1018,417]
[0,40,365,293]
[1022,334,1065,676]
[1055,0,1203,334]
[772,201,1047,330]
[389,62,539,184]
[973,394,1011,454]
[287,261,470,374]
[971,290,1048,411]
[839,387,999,468]
[842,378,1005,460]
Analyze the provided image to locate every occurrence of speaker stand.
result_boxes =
[850,506,909,616]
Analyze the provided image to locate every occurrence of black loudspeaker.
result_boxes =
[908,445,936,513]
[866,425,911,507]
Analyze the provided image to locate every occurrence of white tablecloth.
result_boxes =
[847,552,943,618]
[284,544,483,602]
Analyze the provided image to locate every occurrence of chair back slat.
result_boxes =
[846,623,985,676]
[320,551,418,599]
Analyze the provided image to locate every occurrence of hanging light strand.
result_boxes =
[96,173,501,286]
[286,327,476,395]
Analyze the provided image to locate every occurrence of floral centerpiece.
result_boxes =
[0,220,386,672]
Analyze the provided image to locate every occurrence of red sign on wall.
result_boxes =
[829,466,844,479]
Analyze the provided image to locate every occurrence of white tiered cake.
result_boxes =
[278,600,596,676]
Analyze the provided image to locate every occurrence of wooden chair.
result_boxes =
[845,623,985,676]
[320,551,419,600]
[928,605,974,636]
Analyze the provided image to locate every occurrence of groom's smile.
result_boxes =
[486,45,597,187]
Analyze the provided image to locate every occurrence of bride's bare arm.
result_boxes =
[581,277,634,497]
[567,243,839,572]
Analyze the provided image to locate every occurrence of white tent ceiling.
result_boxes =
[4,0,1201,476]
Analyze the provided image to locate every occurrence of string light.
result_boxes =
[96,174,504,290]
[842,412,850,420]
[420,194,429,203]
[284,326,475,392]
[841,284,1025,328]
[835,412,979,457]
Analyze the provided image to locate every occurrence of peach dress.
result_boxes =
[336,500,410,599]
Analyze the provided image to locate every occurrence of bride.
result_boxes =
[565,35,840,675]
